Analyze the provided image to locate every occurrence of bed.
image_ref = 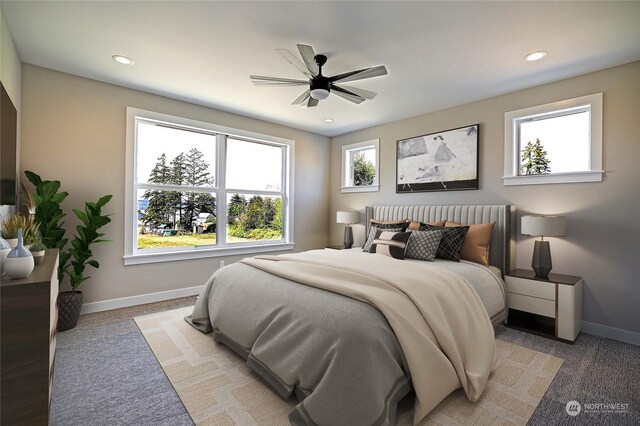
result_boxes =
[188,204,515,426]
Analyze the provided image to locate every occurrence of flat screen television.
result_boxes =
[1,81,18,205]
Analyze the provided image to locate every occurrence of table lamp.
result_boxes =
[336,211,360,249]
[521,215,565,278]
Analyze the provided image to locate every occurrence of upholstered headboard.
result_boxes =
[365,204,515,275]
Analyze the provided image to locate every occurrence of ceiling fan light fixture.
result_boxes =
[310,88,330,100]
[310,74,330,100]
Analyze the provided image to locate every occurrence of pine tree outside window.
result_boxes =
[520,139,551,175]
[124,108,294,265]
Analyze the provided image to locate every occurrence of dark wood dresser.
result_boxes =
[1,249,59,425]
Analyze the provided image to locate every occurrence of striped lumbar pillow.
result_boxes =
[369,230,411,259]
[362,220,407,252]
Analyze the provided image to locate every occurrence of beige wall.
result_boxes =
[20,64,330,305]
[330,61,640,334]
[0,6,21,217]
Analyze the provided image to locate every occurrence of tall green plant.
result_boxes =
[66,195,112,290]
[25,170,70,281]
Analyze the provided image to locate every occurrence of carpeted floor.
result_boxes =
[51,297,639,425]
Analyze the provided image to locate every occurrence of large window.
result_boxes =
[503,93,603,185]
[125,108,294,265]
[341,139,380,193]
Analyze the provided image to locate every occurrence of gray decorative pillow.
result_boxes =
[362,223,407,252]
[424,224,469,262]
[369,230,411,259]
[405,229,444,261]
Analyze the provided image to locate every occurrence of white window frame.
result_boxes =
[124,107,294,265]
[503,93,603,185]
[341,139,380,193]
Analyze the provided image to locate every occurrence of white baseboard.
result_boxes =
[582,321,640,346]
[80,285,203,315]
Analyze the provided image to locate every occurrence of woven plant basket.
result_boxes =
[57,291,83,332]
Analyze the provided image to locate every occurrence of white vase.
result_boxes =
[5,256,34,279]
[5,229,34,279]
[6,238,18,248]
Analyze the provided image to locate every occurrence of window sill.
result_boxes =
[341,185,380,193]
[503,171,603,186]
[123,242,295,265]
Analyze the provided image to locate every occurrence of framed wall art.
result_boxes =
[396,124,479,193]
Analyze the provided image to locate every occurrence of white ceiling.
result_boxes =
[3,1,640,137]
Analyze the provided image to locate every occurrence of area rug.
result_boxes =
[135,307,563,426]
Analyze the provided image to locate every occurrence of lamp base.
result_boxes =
[343,226,354,249]
[532,240,552,278]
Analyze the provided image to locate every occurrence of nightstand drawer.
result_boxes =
[506,276,555,301]
[508,293,556,318]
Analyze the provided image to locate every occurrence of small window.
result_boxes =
[341,139,380,193]
[503,93,603,185]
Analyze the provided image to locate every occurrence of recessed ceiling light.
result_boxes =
[525,51,547,62]
[112,55,134,65]
[324,118,334,123]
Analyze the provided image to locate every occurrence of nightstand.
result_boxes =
[505,269,582,342]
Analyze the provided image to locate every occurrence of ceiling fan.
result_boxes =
[250,44,388,107]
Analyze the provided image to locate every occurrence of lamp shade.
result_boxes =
[336,211,360,225]
[521,215,565,237]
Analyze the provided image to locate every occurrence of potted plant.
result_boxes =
[24,171,112,331]
[57,195,112,331]
[29,240,47,265]
[0,217,18,246]
[24,171,70,281]
[0,214,38,248]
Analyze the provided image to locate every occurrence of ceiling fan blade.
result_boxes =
[329,65,388,83]
[333,84,377,100]
[250,75,308,86]
[307,97,319,107]
[297,44,319,76]
[253,82,309,87]
[331,86,366,104]
[292,90,311,105]
[277,49,314,78]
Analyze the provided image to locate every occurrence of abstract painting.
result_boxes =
[396,124,479,193]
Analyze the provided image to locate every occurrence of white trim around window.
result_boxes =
[503,93,603,186]
[124,107,295,265]
[341,139,380,193]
